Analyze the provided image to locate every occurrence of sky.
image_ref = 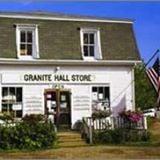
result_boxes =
[0,1,160,64]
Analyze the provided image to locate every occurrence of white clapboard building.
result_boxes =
[0,12,141,128]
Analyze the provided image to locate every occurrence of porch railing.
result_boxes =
[81,116,113,144]
[81,116,147,144]
[113,116,147,130]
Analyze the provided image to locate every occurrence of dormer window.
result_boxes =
[80,28,102,60]
[16,24,39,59]
[20,30,33,56]
[83,33,95,57]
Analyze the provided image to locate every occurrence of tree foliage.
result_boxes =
[135,63,157,110]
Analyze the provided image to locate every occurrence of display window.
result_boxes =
[2,87,23,118]
[92,86,110,112]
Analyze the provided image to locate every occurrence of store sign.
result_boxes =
[2,72,107,84]
[23,74,94,82]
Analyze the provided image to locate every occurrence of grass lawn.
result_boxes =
[0,118,160,159]
[0,146,160,159]
[148,117,160,145]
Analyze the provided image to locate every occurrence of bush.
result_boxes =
[93,129,150,144]
[92,110,111,119]
[141,130,150,141]
[111,128,125,144]
[22,114,45,124]
[147,116,156,128]
[0,112,14,122]
[119,110,143,123]
[93,130,112,144]
[0,115,57,150]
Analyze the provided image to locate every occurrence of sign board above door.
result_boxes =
[2,73,110,84]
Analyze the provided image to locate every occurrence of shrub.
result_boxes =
[0,114,57,150]
[92,110,111,119]
[22,114,45,124]
[93,130,112,144]
[0,112,14,122]
[141,130,150,141]
[119,110,143,123]
[110,128,125,144]
[93,129,150,144]
[146,116,157,128]
[93,129,123,144]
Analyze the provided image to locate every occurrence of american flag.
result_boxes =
[146,58,160,106]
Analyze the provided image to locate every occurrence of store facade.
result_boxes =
[0,62,137,127]
[0,12,141,128]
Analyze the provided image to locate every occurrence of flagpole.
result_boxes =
[145,49,159,68]
[137,49,159,75]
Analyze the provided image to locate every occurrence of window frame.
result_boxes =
[80,28,102,60]
[1,87,23,118]
[16,24,39,60]
[91,85,110,112]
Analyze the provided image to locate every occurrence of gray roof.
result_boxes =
[0,12,140,61]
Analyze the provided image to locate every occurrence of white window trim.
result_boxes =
[16,24,39,60]
[91,84,110,101]
[91,85,111,113]
[1,86,23,117]
[80,28,102,60]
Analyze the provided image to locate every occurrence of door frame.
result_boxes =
[44,88,71,127]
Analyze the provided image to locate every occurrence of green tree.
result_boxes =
[135,63,157,110]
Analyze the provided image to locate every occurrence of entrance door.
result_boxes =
[44,90,57,124]
[59,91,71,126]
[44,89,71,128]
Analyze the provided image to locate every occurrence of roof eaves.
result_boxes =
[0,58,142,66]
[0,12,134,24]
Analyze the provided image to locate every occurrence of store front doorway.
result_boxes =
[44,89,71,129]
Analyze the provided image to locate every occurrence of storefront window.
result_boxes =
[92,86,110,112]
[1,87,23,118]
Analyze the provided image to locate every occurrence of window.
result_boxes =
[80,28,102,60]
[20,30,33,56]
[83,33,95,57]
[92,86,110,112]
[16,24,39,59]
[2,87,23,118]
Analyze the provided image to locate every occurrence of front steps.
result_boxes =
[57,131,89,148]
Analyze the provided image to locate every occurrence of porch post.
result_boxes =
[143,116,147,129]
[89,118,93,144]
